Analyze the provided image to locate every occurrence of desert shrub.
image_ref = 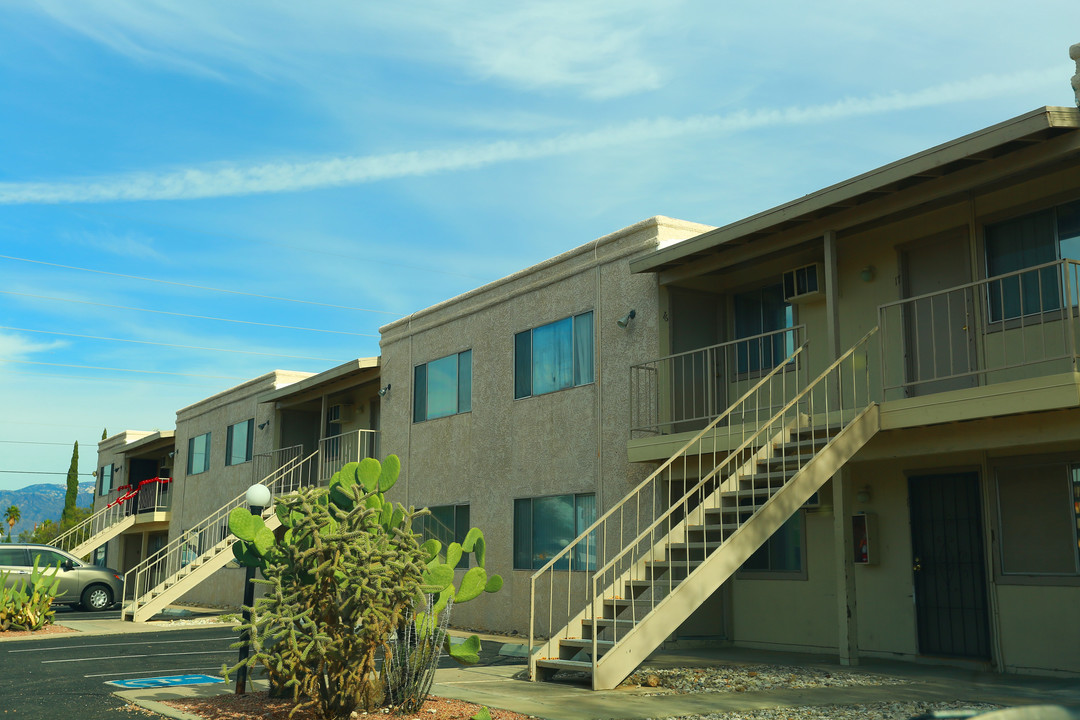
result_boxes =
[0,557,61,632]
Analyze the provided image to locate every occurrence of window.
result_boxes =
[226,419,254,466]
[29,548,71,569]
[995,461,1080,576]
[514,312,594,399]
[98,464,114,496]
[187,432,211,475]
[741,511,805,576]
[985,198,1080,321]
[414,350,472,422]
[513,493,596,570]
[420,504,470,569]
[93,545,108,568]
[0,548,28,566]
[733,284,794,373]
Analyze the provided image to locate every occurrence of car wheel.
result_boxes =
[81,584,113,612]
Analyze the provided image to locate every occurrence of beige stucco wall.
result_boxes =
[379,216,713,633]
[996,584,1080,675]
[167,370,311,607]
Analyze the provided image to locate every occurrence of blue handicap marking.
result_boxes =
[106,674,225,689]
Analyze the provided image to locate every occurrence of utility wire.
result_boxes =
[0,358,248,380]
[0,470,95,476]
[0,325,340,362]
[0,254,401,315]
[0,290,378,337]
[0,440,92,446]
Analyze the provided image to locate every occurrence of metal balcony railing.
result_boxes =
[878,259,1080,400]
[252,444,303,485]
[317,429,378,483]
[52,477,171,555]
[630,325,805,435]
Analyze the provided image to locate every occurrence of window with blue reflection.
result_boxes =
[413,350,472,423]
[513,493,596,570]
[514,312,594,399]
[733,284,794,373]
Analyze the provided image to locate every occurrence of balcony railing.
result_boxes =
[879,259,1080,401]
[253,444,303,485]
[630,325,805,435]
[318,429,378,483]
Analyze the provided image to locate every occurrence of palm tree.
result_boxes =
[3,505,20,542]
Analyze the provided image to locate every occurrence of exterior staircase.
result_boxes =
[121,452,318,622]
[529,329,880,689]
[51,478,171,559]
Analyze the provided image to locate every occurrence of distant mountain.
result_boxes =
[0,482,95,539]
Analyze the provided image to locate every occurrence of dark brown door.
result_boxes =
[908,472,991,659]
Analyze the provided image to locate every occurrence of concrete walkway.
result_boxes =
[114,644,1080,720]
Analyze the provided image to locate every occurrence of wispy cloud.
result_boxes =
[0,331,67,359]
[0,67,1058,207]
[61,229,166,261]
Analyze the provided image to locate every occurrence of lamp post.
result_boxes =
[235,483,272,695]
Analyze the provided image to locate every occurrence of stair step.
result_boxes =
[737,471,793,484]
[559,638,614,655]
[583,618,636,629]
[724,486,780,499]
[534,658,593,673]
[685,522,740,534]
[758,454,815,469]
[667,541,723,552]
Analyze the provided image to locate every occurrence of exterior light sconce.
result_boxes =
[856,485,872,503]
[860,266,876,283]
[378,384,391,398]
[257,421,270,430]
[616,309,637,328]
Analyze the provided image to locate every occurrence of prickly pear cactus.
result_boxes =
[0,557,61,632]
[225,455,431,719]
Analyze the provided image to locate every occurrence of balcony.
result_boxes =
[632,260,1080,454]
[318,429,379,482]
[113,476,172,523]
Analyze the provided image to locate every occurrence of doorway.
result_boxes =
[907,471,991,660]
[900,229,978,396]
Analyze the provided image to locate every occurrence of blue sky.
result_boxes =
[0,1,1077,492]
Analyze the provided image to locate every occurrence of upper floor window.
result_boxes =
[226,419,254,466]
[97,464,114,496]
[188,432,211,475]
[414,350,472,422]
[733,284,794,373]
[985,198,1080,321]
[514,311,594,399]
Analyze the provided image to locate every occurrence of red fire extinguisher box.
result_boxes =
[852,512,878,566]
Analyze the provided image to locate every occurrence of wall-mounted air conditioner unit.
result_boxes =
[327,404,352,424]
[783,262,824,303]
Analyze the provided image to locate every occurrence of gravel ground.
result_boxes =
[164,693,533,720]
[624,663,914,695]
[655,699,1003,720]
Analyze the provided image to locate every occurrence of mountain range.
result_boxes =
[0,482,95,539]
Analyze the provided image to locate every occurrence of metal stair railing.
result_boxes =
[529,336,810,663]
[318,430,378,484]
[123,450,315,618]
[586,328,878,669]
[52,477,171,557]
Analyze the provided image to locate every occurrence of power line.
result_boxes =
[0,440,90,446]
[0,358,248,380]
[0,325,340,362]
[0,369,231,390]
[0,254,401,315]
[0,470,95,476]
[0,290,379,337]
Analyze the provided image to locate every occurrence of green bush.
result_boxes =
[0,557,62,632]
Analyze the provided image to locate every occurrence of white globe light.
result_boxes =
[246,484,272,509]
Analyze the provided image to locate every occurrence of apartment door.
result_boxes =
[669,289,723,432]
[908,472,991,660]
[901,230,977,396]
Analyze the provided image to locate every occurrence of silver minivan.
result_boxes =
[0,544,123,611]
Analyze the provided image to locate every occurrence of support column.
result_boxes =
[824,230,841,360]
[833,467,859,665]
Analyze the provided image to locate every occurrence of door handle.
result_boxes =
[912,557,922,572]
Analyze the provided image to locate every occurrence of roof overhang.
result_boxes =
[631,107,1080,278]
[122,430,175,455]
[259,357,380,405]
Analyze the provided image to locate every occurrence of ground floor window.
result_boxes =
[420,504,470,569]
[995,460,1080,576]
[513,493,596,570]
[740,510,805,577]
[93,545,108,568]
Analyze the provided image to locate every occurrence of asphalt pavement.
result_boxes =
[0,625,239,720]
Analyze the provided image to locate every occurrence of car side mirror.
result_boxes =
[62,560,74,572]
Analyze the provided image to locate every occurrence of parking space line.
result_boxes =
[8,636,236,653]
[84,665,224,678]
[43,649,234,664]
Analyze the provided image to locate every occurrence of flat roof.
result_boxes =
[631,106,1080,275]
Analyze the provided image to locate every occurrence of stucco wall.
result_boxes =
[379,216,712,633]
